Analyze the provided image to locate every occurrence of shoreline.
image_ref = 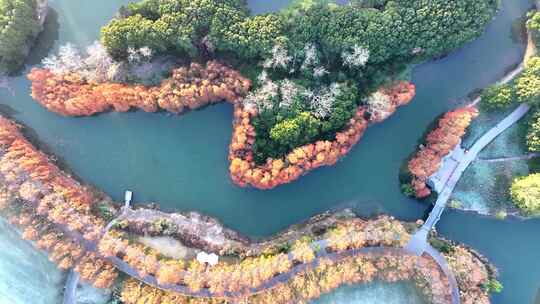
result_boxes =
[0,112,497,303]
[27,63,415,190]
[401,15,539,218]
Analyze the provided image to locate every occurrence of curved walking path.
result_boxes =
[425,245,460,304]
[422,103,529,235]
[408,58,531,252]
[97,101,534,302]
[24,66,532,303]
[62,270,79,304]
[407,101,531,302]
[110,246,418,299]
[46,208,457,301]
[478,153,540,162]
[406,61,532,304]
[470,63,524,107]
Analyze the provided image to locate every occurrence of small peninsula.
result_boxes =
[27,0,499,189]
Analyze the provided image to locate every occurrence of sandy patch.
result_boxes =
[138,236,198,260]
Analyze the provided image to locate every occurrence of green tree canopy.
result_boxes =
[480,83,515,111]
[98,0,501,163]
[101,0,284,60]
[101,0,500,65]
[526,10,540,47]
[270,112,321,150]
[510,173,540,216]
[0,0,41,73]
[527,111,540,152]
[515,57,540,105]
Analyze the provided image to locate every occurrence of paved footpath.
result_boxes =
[62,270,80,304]
[406,102,532,304]
[57,63,533,304]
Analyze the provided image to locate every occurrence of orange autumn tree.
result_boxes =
[28,56,417,190]
[229,81,416,189]
[0,116,118,288]
[156,260,184,286]
[27,61,251,116]
[408,106,479,198]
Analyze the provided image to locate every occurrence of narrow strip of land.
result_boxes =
[46,206,455,300]
[477,153,540,162]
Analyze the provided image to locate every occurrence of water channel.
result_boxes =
[0,0,538,303]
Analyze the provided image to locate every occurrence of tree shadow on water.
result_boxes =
[4,8,60,78]
[26,7,60,67]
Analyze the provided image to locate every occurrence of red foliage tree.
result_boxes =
[408,106,479,198]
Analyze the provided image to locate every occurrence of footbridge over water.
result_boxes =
[407,102,531,255]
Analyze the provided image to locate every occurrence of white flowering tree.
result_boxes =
[83,41,123,82]
[309,83,341,118]
[300,43,318,70]
[243,71,279,112]
[42,42,154,82]
[42,43,84,75]
[342,44,370,68]
[249,42,349,117]
[279,79,300,108]
[263,44,292,70]
[366,91,392,119]
[127,46,153,63]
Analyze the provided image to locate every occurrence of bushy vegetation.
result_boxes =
[101,0,283,61]
[0,0,42,73]
[527,10,540,48]
[484,279,504,293]
[98,0,499,162]
[251,78,359,162]
[510,173,540,216]
[480,83,515,110]
[102,0,499,66]
[481,57,540,111]
[515,57,540,105]
[527,111,540,152]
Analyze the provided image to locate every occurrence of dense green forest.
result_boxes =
[101,0,500,163]
[0,0,42,73]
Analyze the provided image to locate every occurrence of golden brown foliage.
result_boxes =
[408,107,479,198]
[28,61,251,116]
[0,117,117,288]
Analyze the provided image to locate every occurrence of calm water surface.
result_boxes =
[310,282,428,304]
[0,0,539,303]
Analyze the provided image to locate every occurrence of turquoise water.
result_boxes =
[310,282,428,304]
[0,0,539,303]
[0,218,64,304]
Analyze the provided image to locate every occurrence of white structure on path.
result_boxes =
[196,252,219,266]
[428,144,465,193]
[124,190,133,208]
